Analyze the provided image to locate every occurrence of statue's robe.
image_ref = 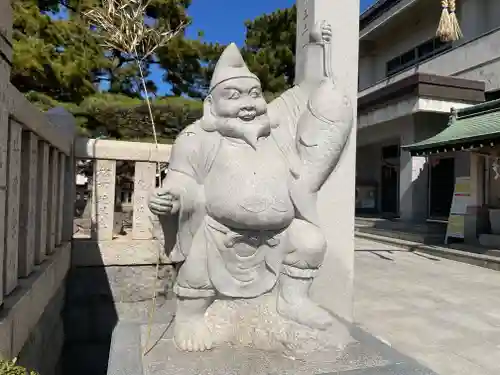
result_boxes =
[156,85,317,298]
[160,85,309,255]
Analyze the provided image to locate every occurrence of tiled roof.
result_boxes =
[402,99,500,155]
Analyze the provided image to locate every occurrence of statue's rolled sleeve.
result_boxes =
[168,127,201,183]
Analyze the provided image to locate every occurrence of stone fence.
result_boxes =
[74,138,172,242]
[65,139,174,374]
[0,1,77,370]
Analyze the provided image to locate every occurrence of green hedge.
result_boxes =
[25,92,204,143]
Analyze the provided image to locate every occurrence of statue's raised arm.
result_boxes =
[269,22,354,223]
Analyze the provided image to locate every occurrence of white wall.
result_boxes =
[358,0,440,90]
[460,0,500,41]
[359,0,500,91]
[485,0,500,31]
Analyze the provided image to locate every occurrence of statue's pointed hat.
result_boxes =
[209,43,259,93]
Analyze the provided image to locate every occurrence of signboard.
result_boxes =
[445,177,473,243]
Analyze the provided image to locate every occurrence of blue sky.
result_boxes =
[154,0,376,94]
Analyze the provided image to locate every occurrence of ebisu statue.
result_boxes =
[148,21,354,353]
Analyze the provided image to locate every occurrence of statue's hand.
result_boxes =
[310,21,332,44]
[148,188,180,216]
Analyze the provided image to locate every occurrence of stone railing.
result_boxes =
[359,26,500,96]
[74,138,172,241]
[0,2,78,371]
[0,88,76,363]
[66,139,173,374]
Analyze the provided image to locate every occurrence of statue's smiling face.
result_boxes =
[211,77,268,121]
[207,77,271,148]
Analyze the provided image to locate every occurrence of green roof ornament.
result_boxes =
[451,107,458,118]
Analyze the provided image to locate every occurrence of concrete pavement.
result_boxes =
[354,237,500,375]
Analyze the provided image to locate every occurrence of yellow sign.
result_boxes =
[445,177,472,243]
[455,178,471,196]
[447,214,465,238]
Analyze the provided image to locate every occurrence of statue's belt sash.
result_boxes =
[204,216,286,298]
[206,216,283,248]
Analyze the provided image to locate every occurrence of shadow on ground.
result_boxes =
[62,239,118,375]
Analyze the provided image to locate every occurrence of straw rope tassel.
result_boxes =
[448,0,463,41]
[437,0,452,41]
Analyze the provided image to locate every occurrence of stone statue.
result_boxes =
[148,21,354,353]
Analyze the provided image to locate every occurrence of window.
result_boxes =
[417,40,434,58]
[400,49,416,66]
[386,37,452,76]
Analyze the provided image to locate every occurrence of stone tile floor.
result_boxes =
[354,237,500,375]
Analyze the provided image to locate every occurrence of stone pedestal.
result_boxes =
[108,318,438,375]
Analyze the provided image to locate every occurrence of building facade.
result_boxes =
[403,99,500,245]
[355,0,500,222]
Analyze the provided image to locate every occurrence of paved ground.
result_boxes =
[354,237,500,375]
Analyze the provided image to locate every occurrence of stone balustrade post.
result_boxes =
[47,147,59,254]
[18,131,38,277]
[0,104,7,306]
[91,159,117,241]
[132,162,156,239]
[5,119,22,295]
[35,143,50,263]
[45,107,77,243]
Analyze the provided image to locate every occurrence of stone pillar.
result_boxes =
[47,148,59,254]
[36,143,50,263]
[294,0,311,83]
[132,162,156,240]
[18,131,38,277]
[46,107,77,243]
[56,153,66,246]
[91,160,116,241]
[0,104,7,306]
[5,119,22,295]
[0,0,11,306]
[298,0,359,322]
[399,120,429,222]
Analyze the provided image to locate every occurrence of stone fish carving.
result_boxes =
[148,21,354,355]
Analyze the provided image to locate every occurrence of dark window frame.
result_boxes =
[386,37,452,77]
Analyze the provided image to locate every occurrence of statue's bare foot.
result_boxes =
[277,275,334,330]
[174,317,213,352]
[174,296,214,352]
[277,294,334,330]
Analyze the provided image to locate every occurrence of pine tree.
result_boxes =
[242,5,297,96]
